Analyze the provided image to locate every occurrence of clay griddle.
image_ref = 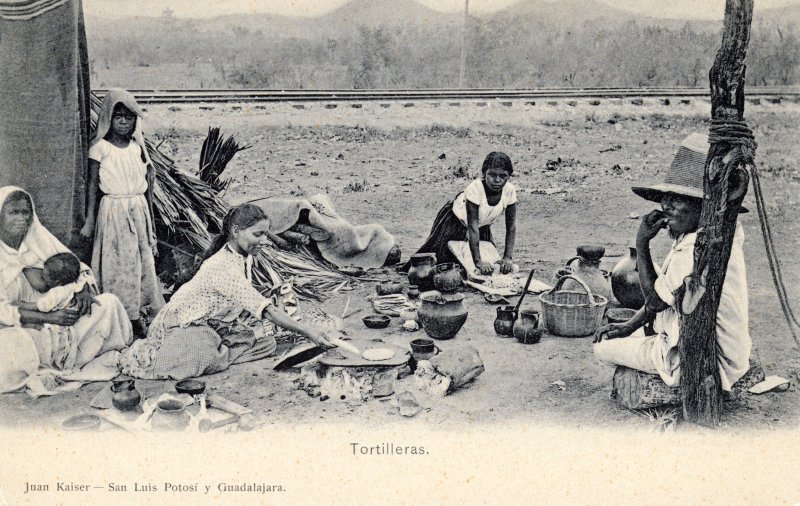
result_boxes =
[318,339,410,367]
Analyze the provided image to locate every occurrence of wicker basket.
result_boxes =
[539,274,608,337]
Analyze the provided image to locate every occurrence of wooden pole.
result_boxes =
[677,0,754,427]
[458,0,469,88]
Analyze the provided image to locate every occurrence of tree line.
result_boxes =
[87,14,799,89]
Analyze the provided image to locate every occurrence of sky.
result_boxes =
[84,0,800,20]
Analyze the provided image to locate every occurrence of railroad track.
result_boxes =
[93,87,800,104]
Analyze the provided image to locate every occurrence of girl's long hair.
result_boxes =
[201,204,267,263]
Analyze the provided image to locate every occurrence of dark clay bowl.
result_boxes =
[606,308,638,324]
[363,315,391,329]
[175,379,206,396]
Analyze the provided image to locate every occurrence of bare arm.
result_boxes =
[146,163,156,226]
[264,305,332,347]
[80,159,101,239]
[593,306,652,343]
[636,210,669,314]
[18,307,80,328]
[466,201,492,275]
[500,203,517,273]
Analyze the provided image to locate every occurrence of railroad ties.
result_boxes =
[92,87,800,108]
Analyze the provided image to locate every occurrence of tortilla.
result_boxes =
[362,348,395,361]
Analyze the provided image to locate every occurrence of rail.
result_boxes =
[92,87,800,104]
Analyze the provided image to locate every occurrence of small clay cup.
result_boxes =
[410,338,435,355]
[407,285,420,300]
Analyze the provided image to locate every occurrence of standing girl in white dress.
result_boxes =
[80,89,165,338]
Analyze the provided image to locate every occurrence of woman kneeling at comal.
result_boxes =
[120,204,335,380]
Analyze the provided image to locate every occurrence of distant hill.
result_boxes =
[321,0,458,27]
[497,0,637,27]
[86,0,800,42]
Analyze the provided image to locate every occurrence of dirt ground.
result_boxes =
[2,97,799,432]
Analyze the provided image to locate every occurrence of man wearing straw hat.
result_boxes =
[593,133,751,392]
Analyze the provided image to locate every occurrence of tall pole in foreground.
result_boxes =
[458,0,469,88]
[678,0,755,427]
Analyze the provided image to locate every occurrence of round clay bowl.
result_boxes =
[62,414,102,431]
[606,308,637,324]
[363,314,391,329]
[175,379,206,396]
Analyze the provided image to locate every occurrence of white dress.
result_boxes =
[451,179,518,227]
[88,139,165,320]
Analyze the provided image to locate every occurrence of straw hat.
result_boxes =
[631,133,748,213]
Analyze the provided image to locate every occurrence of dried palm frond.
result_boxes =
[198,127,251,192]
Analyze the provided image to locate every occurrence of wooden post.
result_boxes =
[677,0,755,427]
[458,0,469,88]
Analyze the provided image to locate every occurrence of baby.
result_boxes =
[22,252,84,312]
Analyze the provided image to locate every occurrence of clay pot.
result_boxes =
[151,399,191,431]
[406,285,420,300]
[494,305,516,337]
[417,291,468,340]
[408,253,437,291]
[111,378,141,412]
[513,309,542,344]
[410,338,436,355]
[376,281,403,296]
[432,263,464,292]
[611,246,645,309]
[559,246,613,301]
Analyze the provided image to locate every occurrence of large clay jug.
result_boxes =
[408,253,437,291]
[417,291,468,340]
[560,245,612,301]
[611,246,645,309]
